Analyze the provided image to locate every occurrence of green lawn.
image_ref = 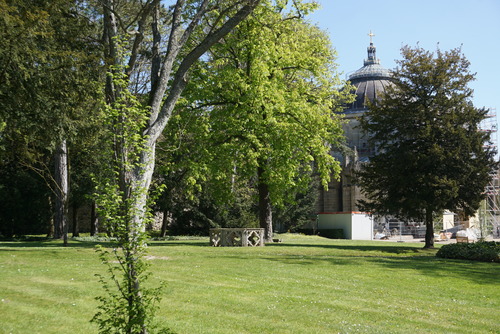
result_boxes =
[0,234,498,334]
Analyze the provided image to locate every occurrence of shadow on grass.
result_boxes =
[149,241,209,247]
[0,239,117,249]
[0,238,209,249]
[370,256,500,285]
[259,244,499,284]
[268,242,428,255]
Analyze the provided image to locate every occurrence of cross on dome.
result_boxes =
[368,30,375,44]
[365,31,379,65]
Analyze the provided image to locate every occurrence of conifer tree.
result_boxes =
[357,46,497,248]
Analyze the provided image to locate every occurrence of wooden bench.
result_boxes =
[456,236,469,243]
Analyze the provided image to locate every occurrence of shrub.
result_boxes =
[436,241,500,263]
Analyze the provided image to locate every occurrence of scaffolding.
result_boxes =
[479,108,500,238]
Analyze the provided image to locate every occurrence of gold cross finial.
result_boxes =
[368,30,375,44]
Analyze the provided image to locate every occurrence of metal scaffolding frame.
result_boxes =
[480,109,500,238]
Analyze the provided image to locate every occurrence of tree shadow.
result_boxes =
[368,256,500,285]
[260,243,499,284]
[148,240,209,247]
[0,239,116,249]
[268,242,428,255]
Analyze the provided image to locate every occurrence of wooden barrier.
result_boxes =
[209,228,265,247]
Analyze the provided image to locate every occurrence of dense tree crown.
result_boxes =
[164,1,353,239]
[0,0,102,238]
[357,46,497,248]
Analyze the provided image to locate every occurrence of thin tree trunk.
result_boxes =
[161,211,169,237]
[54,139,69,244]
[128,145,157,239]
[424,209,434,249]
[46,195,54,238]
[90,200,98,236]
[258,166,273,242]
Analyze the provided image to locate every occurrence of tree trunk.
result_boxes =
[128,145,157,239]
[424,209,434,249]
[54,139,69,243]
[161,211,170,237]
[90,200,98,236]
[258,166,273,242]
[46,195,54,238]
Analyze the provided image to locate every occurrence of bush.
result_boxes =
[436,241,500,263]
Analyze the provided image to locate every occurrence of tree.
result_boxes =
[357,46,497,248]
[0,0,102,240]
[171,1,352,241]
[91,1,261,332]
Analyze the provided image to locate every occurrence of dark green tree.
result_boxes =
[357,46,497,248]
[0,0,102,239]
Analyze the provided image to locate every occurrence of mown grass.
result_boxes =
[0,234,499,334]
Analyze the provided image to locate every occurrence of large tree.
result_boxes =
[92,1,261,332]
[0,0,102,240]
[357,46,497,248]
[169,1,352,241]
[98,0,261,237]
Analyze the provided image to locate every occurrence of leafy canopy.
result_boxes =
[169,0,353,207]
[357,46,497,222]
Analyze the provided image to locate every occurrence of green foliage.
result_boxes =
[0,0,103,237]
[273,170,320,232]
[317,229,344,239]
[161,1,353,235]
[94,37,151,238]
[92,245,164,334]
[193,6,350,200]
[357,46,497,247]
[436,241,500,262]
[0,0,102,152]
[92,40,162,334]
[0,163,52,238]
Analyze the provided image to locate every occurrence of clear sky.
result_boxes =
[308,0,500,141]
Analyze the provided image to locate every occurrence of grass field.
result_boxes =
[0,234,499,334]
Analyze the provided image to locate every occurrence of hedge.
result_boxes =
[436,241,500,263]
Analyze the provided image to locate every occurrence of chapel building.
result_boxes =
[317,35,393,214]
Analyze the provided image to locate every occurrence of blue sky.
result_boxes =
[308,0,500,140]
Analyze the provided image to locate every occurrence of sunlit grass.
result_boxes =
[0,235,498,333]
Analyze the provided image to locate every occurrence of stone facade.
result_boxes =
[318,36,392,214]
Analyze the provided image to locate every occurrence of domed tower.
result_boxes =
[318,33,393,213]
[343,32,393,157]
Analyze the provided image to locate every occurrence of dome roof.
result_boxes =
[345,40,393,111]
[349,63,391,81]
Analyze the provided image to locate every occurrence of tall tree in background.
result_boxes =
[0,0,102,239]
[357,46,497,248]
[171,1,352,241]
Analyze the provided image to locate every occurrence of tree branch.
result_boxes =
[147,0,261,142]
